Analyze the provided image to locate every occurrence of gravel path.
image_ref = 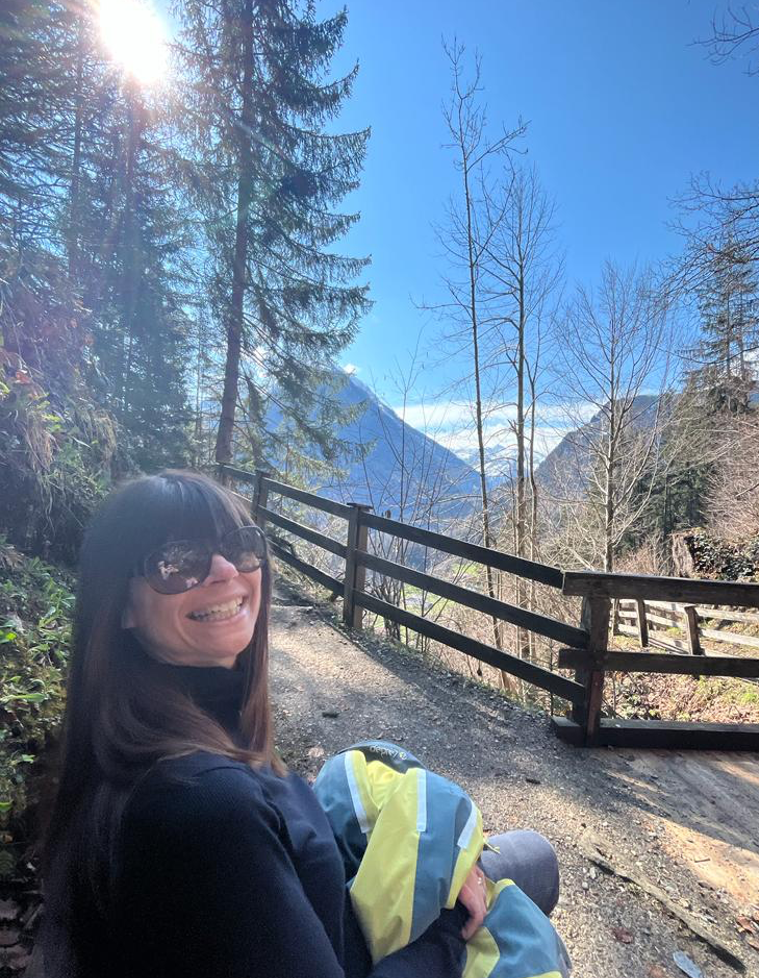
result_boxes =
[269,580,759,979]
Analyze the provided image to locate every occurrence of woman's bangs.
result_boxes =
[153,472,250,546]
[86,471,252,582]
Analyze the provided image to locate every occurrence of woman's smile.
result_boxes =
[188,596,246,622]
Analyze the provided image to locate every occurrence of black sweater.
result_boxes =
[75,665,466,977]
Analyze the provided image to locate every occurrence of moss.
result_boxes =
[724,683,759,707]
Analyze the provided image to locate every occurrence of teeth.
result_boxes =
[189,598,244,622]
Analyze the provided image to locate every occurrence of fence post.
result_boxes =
[611,599,619,636]
[343,503,371,630]
[683,604,703,655]
[571,596,611,745]
[636,598,649,647]
[253,470,271,531]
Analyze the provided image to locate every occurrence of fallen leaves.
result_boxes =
[735,915,755,934]
[735,913,759,948]
[612,926,634,944]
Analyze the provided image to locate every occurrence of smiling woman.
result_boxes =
[38,470,566,978]
[39,471,283,973]
[41,472,462,979]
[98,0,167,85]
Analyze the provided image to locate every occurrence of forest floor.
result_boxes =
[270,577,759,979]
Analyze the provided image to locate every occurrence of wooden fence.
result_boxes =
[613,597,758,655]
[218,465,759,752]
[557,572,758,749]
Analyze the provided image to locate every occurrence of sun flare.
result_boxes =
[99,0,167,86]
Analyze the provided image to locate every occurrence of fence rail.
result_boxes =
[357,550,588,648]
[218,465,759,752]
[558,647,757,678]
[259,505,347,558]
[362,510,564,587]
[563,570,758,607]
[269,540,344,595]
[262,476,354,519]
[355,592,586,705]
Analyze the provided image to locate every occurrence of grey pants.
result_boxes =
[479,830,560,916]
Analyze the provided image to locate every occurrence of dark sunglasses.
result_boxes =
[137,525,268,594]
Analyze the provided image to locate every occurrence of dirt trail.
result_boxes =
[269,580,759,979]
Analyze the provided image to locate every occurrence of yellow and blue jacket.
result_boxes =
[314,741,570,979]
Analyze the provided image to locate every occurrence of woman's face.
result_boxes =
[122,551,263,668]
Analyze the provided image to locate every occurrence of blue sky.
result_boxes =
[149,0,756,462]
[317,0,757,419]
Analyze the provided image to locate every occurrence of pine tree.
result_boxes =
[1,1,196,477]
[0,0,74,247]
[174,0,371,472]
[0,0,95,400]
[74,83,194,470]
[688,228,758,413]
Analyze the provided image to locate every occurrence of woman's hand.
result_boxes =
[457,865,488,940]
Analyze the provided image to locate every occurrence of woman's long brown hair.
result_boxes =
[41,470,282,973]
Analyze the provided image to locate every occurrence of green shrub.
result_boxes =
[0,358,116,564]
[0,539,73,844]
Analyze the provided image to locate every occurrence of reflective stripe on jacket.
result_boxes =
[314,741,569,979]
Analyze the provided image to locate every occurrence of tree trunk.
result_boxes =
[118,82,143,416]
[461,147,503,660]
[527,352,540,667]
[68,16,85,279]
[604,392,616,574]
[215,0,255,466]
[515,245,530,660]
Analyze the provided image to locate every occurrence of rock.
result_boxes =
[673,950,703,978]
[735,915,755,933]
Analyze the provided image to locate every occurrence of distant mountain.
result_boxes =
[265,368,483,526]
[455,441,516,483]
[536,395,660,499]
[317,371,483,523]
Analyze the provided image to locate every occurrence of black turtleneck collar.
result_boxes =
[152,661,246,740]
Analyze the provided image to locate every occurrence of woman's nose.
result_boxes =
[202,553,239,585]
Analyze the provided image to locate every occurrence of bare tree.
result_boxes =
[705,411,759,540]
[356,352,478,648]
[484,168,560,555]
[667,174,758,300]
[550,262,674,572]
[695,3,758,75]
[427,41,525,661]
[481,165,562,658]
